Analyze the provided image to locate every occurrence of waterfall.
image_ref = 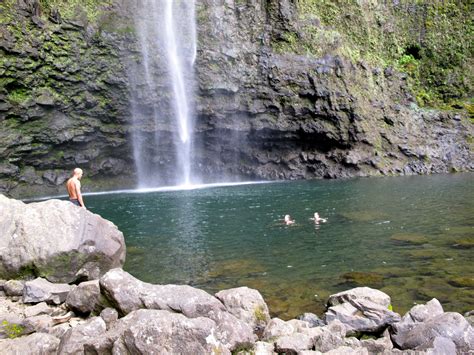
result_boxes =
[128,0,197,188]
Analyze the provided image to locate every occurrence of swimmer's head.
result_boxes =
[314,212,319,219]
[284,215,291,222]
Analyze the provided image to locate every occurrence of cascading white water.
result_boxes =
[129,0,197,188]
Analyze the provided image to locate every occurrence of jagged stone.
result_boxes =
[23,278,71,305]
[215,286,270,329]
[325,298,400,334]
[21,314,54,334]
[297,312,326,327]
[100,268,256,350]
[391,312,473,353]
[100,307,118,329]
[305,320,346,353]
[327,287,391,308]
[65,280,100,315]
[57,316,107,354]
[23,302,54,318]
[262,317,297,340]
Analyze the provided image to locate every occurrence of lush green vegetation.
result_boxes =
[38,0,113,22]
[274,0,473,108]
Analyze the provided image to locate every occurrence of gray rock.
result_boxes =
[0,332,60,354]
[305,319,346,353]
[121,309,230,354]
[23,278,72,305]
[21,314,54,334]
[324,346,369,354]
[297,312,326,327]
[100,307,118,329]
[325,298,400,334]
[65,280,100,314]
[253,341,275,354]
[275,332,313,352]
[58,316,107,354]
[407,298,444,322]
[417,336,456,354]
[327,287,391,308]
[48,323,71,339]
[0,195,126,283]
[391,312,473,353]
[4,280,24,296]
[215,286,270,329]
[100,268,256,349]
[262,318,297,340]
[23,302,54,318]
[360,332,393,353]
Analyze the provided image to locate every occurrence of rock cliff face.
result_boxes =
[0,0,472,197]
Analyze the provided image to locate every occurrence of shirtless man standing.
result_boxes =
[66,168,86,208]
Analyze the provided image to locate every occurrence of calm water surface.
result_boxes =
[86,174,473,319]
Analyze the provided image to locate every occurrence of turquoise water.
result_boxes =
[86,174,473,319]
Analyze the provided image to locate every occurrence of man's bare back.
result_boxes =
[66,168,85,208]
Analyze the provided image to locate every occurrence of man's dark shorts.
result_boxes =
[70,199,81,207]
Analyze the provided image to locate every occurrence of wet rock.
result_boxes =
[0,195,126,283]
[0,332,60,354]
[65,280,100,315]
[4,280,24,297]
[22,278,71,305]
[215,286,270,329]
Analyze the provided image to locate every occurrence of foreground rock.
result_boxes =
[325,287,401,334]
[0,276,473,354]
[100,268,256,350]
[391,299,474,353]
[0,195,126,283]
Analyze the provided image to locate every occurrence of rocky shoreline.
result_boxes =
[1,271,473,354]
[0,195,473,354]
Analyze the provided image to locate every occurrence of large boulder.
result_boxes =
[0,195,126,283]
[325,287,400,334]
[215,286,271,329]
[100,268,256,350]
[391,303,474,353]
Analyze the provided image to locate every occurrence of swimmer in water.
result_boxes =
[312,212,327,224]
[284,214,295,225]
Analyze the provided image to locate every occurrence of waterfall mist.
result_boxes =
[127,0,197,188]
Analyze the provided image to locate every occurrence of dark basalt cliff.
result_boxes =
[0,0,472,198]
